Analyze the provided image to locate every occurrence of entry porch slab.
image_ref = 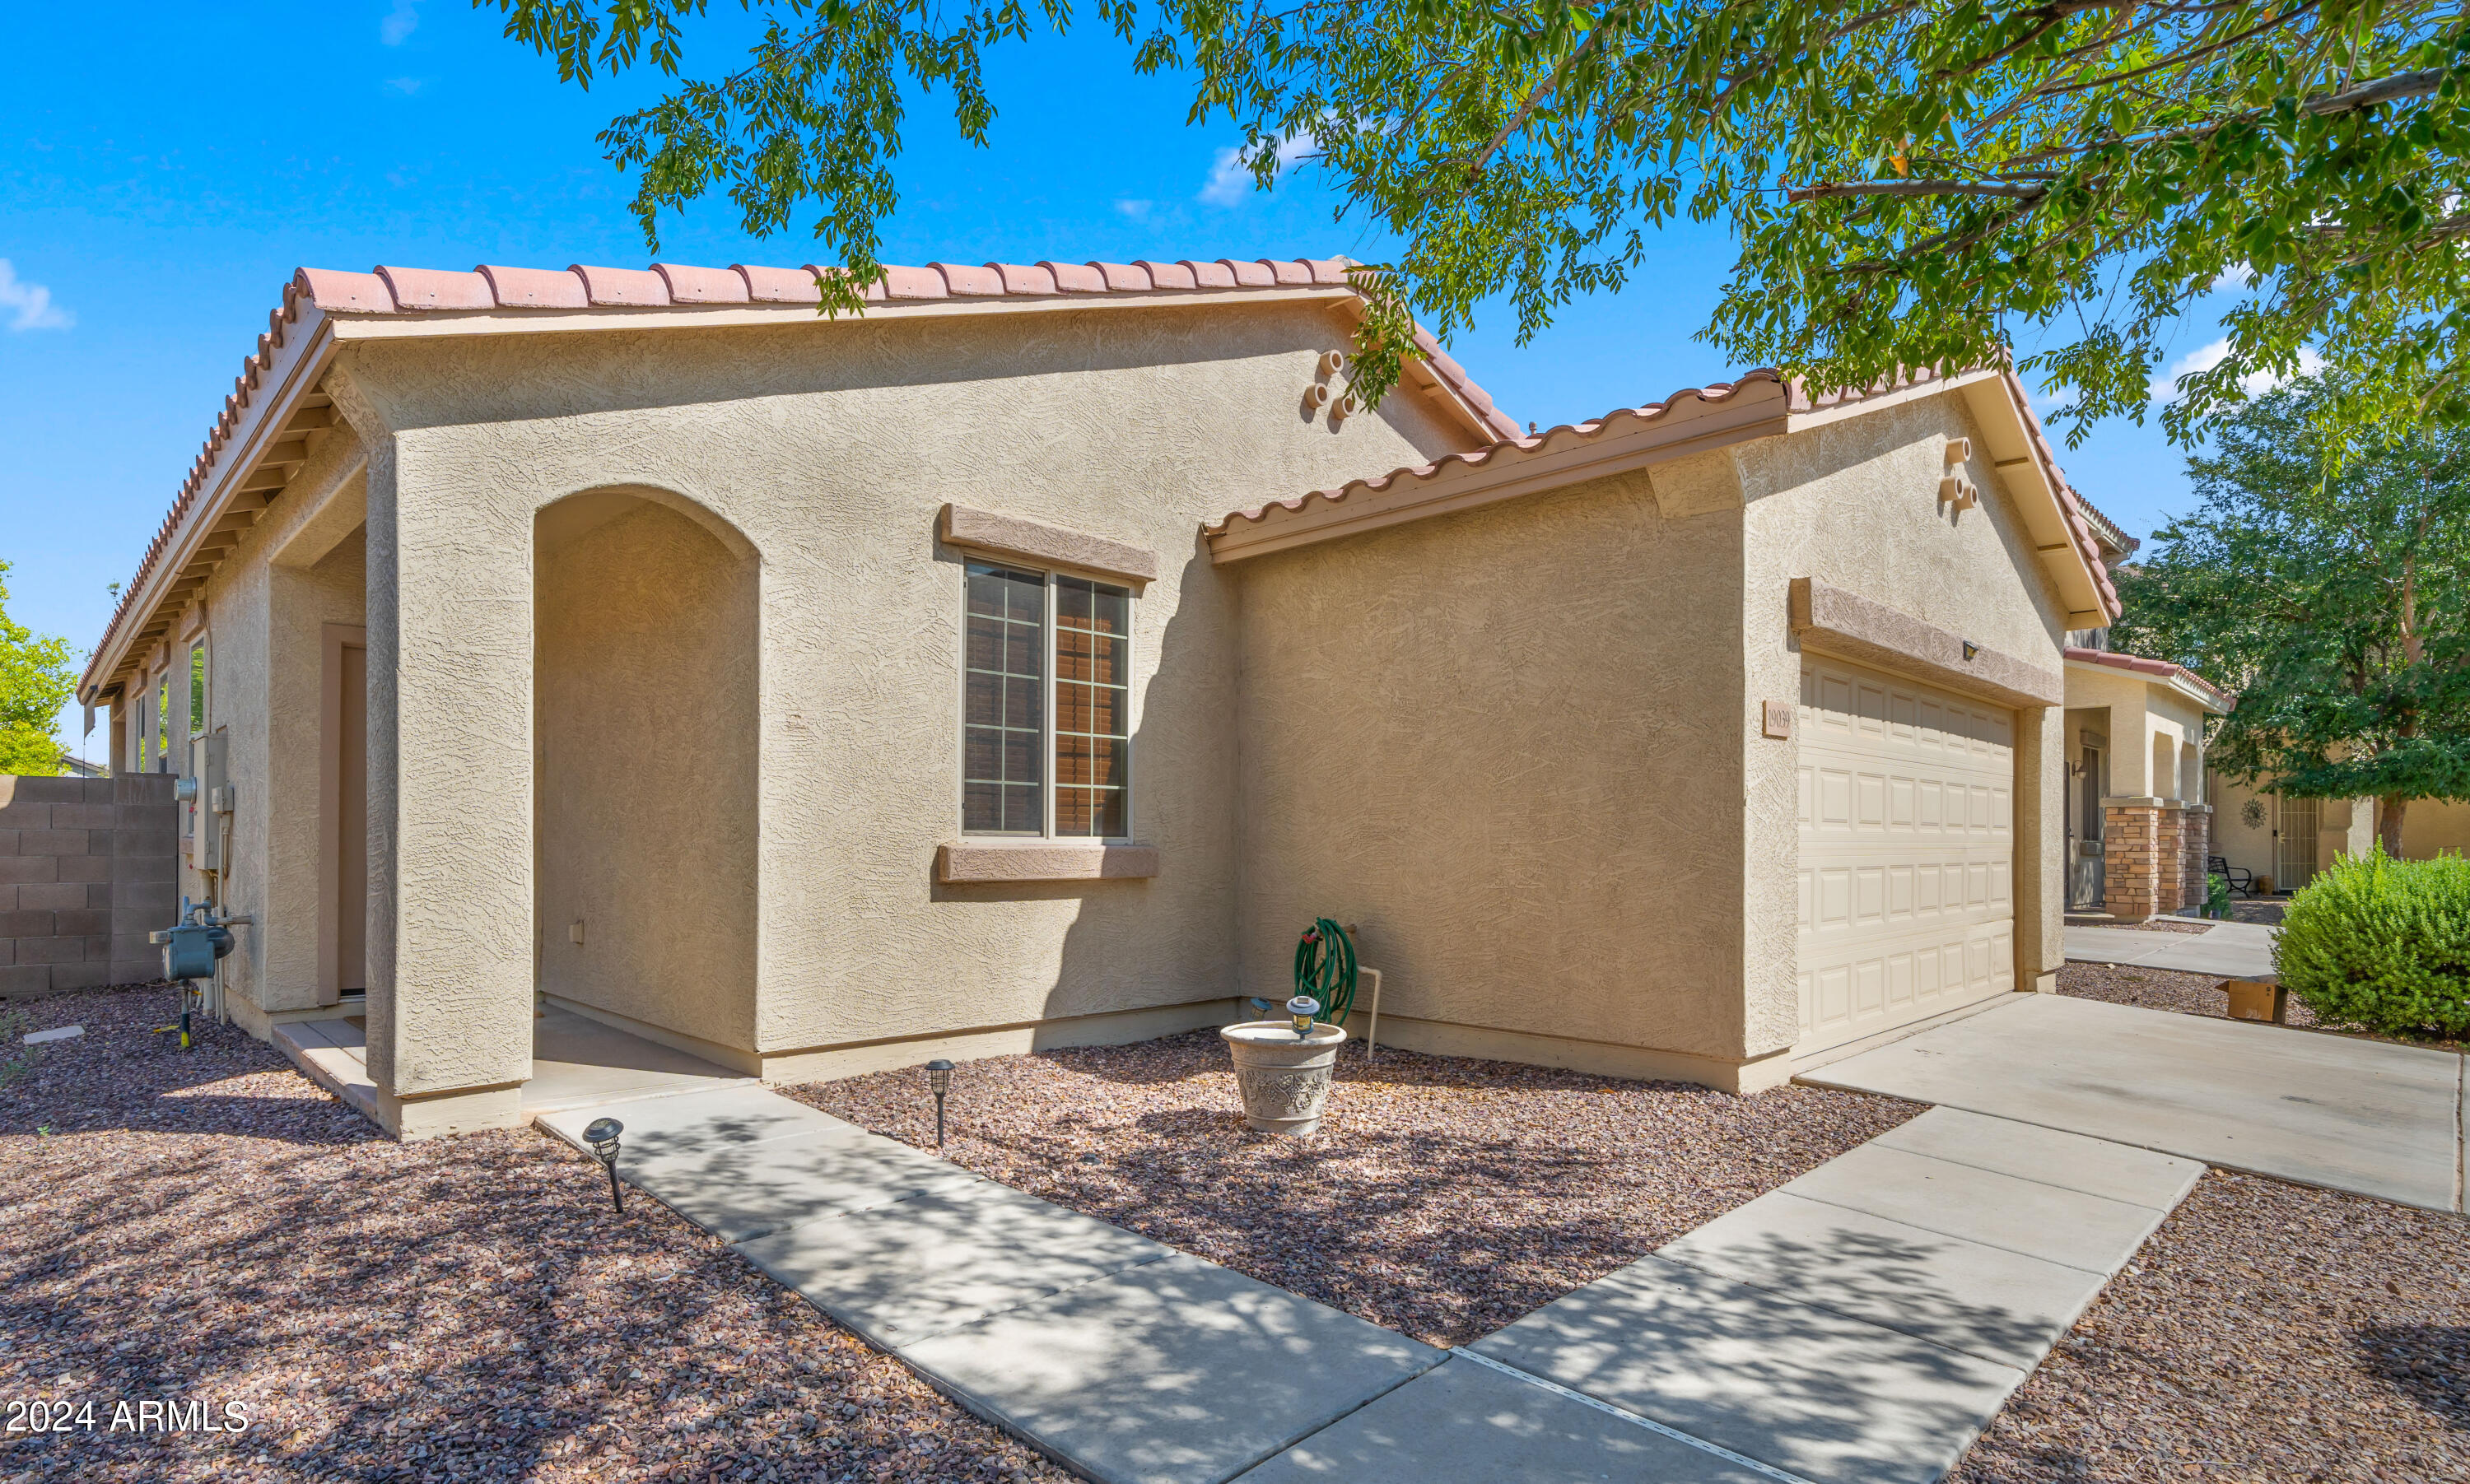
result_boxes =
[1798,993,2467,1212]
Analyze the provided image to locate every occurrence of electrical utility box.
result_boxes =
[189,731,231,872]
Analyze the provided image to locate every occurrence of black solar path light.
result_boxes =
[583,1118,625,1213]
[925,1060,956,1148]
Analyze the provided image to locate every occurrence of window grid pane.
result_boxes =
[1054,575,1130,838]
[962,564,1046,833]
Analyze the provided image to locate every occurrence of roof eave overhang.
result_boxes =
[2064,655,2233,715]
[1208,377,1793,564]
[319,285,1513,449]
[78,307,338,705]
[1946,374,2113,630]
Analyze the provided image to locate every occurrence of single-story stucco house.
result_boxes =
[78,254,2120,1137]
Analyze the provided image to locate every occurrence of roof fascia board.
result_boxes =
[81,311,338,703]
[1209,388,1791,564]
[320,283,1359,342]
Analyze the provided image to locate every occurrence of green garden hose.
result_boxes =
[1292,919,1358,1026]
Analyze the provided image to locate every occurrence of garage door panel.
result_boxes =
[1797,657,2016,1057]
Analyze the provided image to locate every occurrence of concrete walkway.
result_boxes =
[1802,993,2469,1212]
[543,1086,2201,1484]
[2063,919,2276,978]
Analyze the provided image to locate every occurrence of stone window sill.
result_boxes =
[937,840,1160,883]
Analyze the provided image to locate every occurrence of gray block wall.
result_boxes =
[0,773,179,997]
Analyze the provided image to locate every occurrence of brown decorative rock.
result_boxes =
[1220,1021,1347,1135]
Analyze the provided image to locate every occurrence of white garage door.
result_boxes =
[1797,656,2016,1057]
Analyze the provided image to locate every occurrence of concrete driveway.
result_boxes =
[1801,994,2467,1213]
[2064,919,2277,978]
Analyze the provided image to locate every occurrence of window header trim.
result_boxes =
[940,504,1158,590]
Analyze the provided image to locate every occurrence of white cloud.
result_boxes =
[381,0,419,45]
[0,260,72,332]
[385,77,423,95]
[2148,337,2326,405]
[1200,131,1318,207]
[1114,198,1152,221]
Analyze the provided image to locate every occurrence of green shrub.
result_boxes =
[2277,848,2470,1040]
[2205,873,2233,920]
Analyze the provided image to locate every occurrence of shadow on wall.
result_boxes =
[934,526,1244,1040]
[534,487,760,1058]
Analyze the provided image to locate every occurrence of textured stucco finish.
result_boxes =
[1234,463,1754,1063]
[329,300,1466,1109]
[536,494,760,1050]
[1234,394,2071,1073]
[1742,399,2071,1054]
[179,434,370,1026]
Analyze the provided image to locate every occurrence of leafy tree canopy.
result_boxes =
[487,0,2470,440]
[2111,380,2470,854]
[0,561,78,777]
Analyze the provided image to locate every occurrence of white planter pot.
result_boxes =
[1220,1021,1348,1135]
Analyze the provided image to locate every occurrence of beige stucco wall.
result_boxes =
[330,300,1469,1101]
[1232,463,1753,1069]
[534,493,759,1052]
[2061,666,2208,801]
[164,430,369,1028]
[1741,398,2074,1035]
[2401,798,2470,858]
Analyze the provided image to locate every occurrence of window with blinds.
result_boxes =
[962,563,1133,839]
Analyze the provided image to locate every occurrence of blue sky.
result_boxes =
[1,2,2247,758]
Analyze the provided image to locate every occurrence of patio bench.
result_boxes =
[2208,855,2256,896]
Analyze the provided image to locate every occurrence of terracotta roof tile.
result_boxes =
[932,262,1004,296]
[738,264,822,303]
[993,263,1057,295]
[655,263,750,305]
[88,252,1520,696]
[571,264,670,307]
[375,265,492,310]
[476,265,588,309]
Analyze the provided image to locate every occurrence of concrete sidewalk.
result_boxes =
[2063,919,2276,978]
[543,1084,2200,1484]
[1802,993,2468,1212]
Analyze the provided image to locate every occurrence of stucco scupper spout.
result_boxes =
[1790,578,2065,709]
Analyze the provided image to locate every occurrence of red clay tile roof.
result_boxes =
[2065,645,2233,710]
[1205,364,2122,620]
[86,255,1521,697]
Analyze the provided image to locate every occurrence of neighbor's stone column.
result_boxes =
[2101,798,2168,921]
[2181,805,2211,906]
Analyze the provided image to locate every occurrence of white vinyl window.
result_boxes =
[962,562,1131,838]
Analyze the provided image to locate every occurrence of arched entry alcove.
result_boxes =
[534,487,759,1060]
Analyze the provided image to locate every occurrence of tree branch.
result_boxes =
[1790,179,2049,202]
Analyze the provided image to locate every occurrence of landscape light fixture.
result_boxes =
[925,1060,956,1148]
[582,1118,625,1213]
[1285,996,1321,1039]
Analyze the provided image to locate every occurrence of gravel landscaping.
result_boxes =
[1953,1169,2470,1484]
[0,985,1067,1484]
[789,1032,1920,1347]
[2056,961,2324,1026]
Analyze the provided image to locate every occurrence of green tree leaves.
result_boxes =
[0,561,79,777]
[2112,381,2470,854]
[490,1,2470,438]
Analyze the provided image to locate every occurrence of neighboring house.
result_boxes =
[75,254,2118,1137]
[2062,508,2467,905]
